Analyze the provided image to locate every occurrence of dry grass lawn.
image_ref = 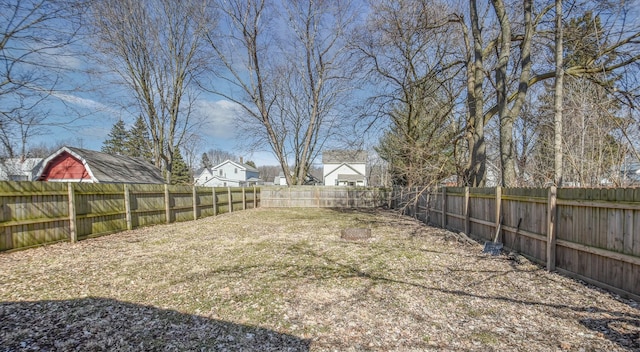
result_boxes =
[1,208,639,351]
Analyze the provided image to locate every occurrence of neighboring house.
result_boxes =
[272,171,319,186]
[621,161,640,186]
[194,159,261,187]
[36,146,165,184]
[0,158,43,181]
[273,172,288,186]
[322,150,367,186]
[193,167,215,185]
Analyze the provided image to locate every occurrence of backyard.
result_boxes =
[1,207,638,351]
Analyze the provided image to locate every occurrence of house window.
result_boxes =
[219,170,223,176]
[235,168,238,174]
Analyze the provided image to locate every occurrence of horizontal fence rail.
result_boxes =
[260,186,390,208]
[392,186,640,301]
[0,182,260,252]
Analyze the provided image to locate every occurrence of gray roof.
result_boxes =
[0,158,43,181]
[322,150,367,164]
[39,147,165,184]
[212,160,259,173]
[242,163,259,173]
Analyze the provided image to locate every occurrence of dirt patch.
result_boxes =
[340,227,372,241]
[1,208,638,351]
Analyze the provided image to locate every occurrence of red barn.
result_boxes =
[36,147,165,184]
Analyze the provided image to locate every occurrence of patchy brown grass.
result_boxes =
[1,208,639,351]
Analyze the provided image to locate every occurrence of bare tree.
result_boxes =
[204,0,359,185]
[355,0,465,188]
[0,0,83,158]
[88,0,211,182]
[204,148,238,166]
[456,0,639,187]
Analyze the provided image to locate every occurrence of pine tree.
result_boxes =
[171,147,191,185]
[102,120,128,155]
[126,116,153,163]
[245,160,256,168]
[201,153,212,169]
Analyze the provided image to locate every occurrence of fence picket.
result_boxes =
[394,185,639,301]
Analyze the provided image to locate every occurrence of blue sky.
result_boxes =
[30,82,282,166]
[6,0,384,168]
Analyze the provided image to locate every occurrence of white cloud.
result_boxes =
[195,99,242,140]
[51,92,115,113]
[40,45,85,71]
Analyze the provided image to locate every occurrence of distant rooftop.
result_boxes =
[322,150,367,164]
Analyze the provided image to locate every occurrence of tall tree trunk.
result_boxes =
[468,0,486,187]
[492,0,516,187]
[554,0,564,187]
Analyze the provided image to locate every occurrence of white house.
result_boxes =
[621,161,640,186]
[322,150,367,186]
[194,159,261,187]
[273,172,288,186]
[0,158,43,181]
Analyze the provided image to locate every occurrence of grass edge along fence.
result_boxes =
[392,186,640,301]
[0,181,259,252]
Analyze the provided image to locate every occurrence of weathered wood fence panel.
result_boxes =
[260,186,390,208]
[394,186,640,300]
[170,185,195,223]
[467,188,495,241]
[0,182,258,252]
[0,182,70,251]
[129,184,166,228]
[501,188,548,264]
[74,183,127,240]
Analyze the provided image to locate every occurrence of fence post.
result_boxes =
[425,191,431,224]
[442,187,447,228]
[67,183,77,243]
[228,187,232,213]
[547,186,557,271]
[164,184,171,224]
[242,187,246,210]
[414,187,419,219]
[388,187,393,208]
[253,186,257,209]
[464,187,470,235]
[495,186,502,240]
[192,185,198,220]
[124,184,132,230]
[213,187,218,216]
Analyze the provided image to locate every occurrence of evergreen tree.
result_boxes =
[201,152,212,169]
[245,160,256,168]
[171,147,191,185]
[102,120,128,155]
[126,116,153,163]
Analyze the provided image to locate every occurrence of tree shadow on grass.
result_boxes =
[0,297,310,351]
[286,242,640,351]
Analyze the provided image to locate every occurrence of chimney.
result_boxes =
[240,156,243,164]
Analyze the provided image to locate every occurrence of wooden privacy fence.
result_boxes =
[260,186,390,208]
[0,182,260,252]
[392,186,640,300]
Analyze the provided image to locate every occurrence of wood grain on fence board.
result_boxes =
[0,183,260,253]
[401,186,640,300]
